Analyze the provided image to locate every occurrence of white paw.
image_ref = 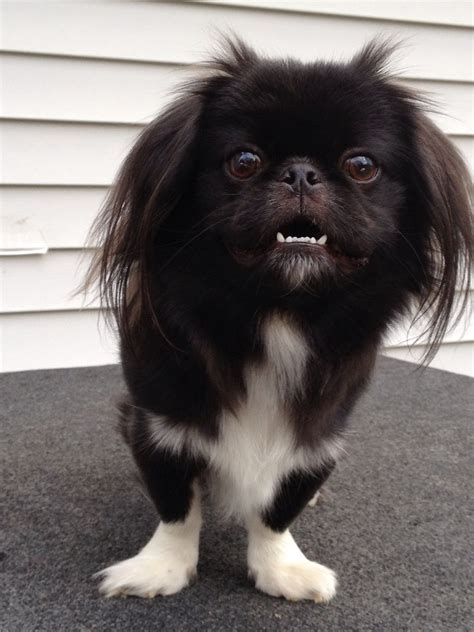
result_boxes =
[247,520,337,603]
[97,553,197,598]
[98,493,202,598]
[250,559,337,603]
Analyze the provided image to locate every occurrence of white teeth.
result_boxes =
[276,233,328,246]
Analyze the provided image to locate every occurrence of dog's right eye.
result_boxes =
[227,151,262,179]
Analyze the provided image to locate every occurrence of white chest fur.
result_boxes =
[209,315,311,517]
[149,315,342,520]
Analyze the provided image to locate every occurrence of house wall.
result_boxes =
[1,0,472,374]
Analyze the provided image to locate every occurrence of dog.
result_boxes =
[86,38,472,602]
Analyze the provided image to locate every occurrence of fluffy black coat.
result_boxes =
[87,39,472,600]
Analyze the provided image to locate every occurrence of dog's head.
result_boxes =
[87,38,472,359]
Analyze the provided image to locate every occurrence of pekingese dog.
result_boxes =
[87,38,472,602]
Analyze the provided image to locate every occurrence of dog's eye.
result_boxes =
[227,151,262,179]
[343,155,379,183]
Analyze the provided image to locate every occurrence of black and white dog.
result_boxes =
[87,39,472,602]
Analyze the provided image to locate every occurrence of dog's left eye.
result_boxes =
[227,151,262,179]
[343,155,379,183]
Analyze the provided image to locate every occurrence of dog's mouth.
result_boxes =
[275,217,329,247]
[229,217,369,270]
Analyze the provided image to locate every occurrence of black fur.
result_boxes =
[263,461,336,532]
[118,401,206,522]
[86,38,472,531]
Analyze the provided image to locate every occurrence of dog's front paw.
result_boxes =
[247,521,337,603]
[97,554,197,598]
[250,559,337,603]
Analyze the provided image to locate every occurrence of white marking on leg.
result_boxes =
[247,516,337,603]
[97,486,202,598]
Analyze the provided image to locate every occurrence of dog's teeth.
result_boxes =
[279,234,325,245]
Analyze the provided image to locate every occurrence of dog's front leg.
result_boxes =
[97,442,206,598]
[247,462,337,603]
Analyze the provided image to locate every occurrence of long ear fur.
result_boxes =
[353,39,472,363]
[412,113,473,363]
[83,91,203,349]
[82,37,257,352]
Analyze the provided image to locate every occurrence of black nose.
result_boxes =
[280,163,321,193]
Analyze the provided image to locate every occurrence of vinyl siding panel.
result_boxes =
[383,342,474,376]
[0,310,118,372]
[0,1,472,374]
[196,1,474,27]
[0,186,106,249]
[0,121,138,186]
[0,250,97,313]
[0,53,178,125]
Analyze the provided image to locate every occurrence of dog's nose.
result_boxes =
[280,163,321,193]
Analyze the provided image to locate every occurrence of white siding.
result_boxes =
[0,1,472,374]
[196,1,473,27]
[0,187,107,249]
[0,310,118,372]
[0,250,98,313]
[384,342,474,377]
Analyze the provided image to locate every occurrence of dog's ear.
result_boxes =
[84,91,202,348]
[411,114,473,362]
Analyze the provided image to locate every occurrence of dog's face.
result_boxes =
[191,53,414,289]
